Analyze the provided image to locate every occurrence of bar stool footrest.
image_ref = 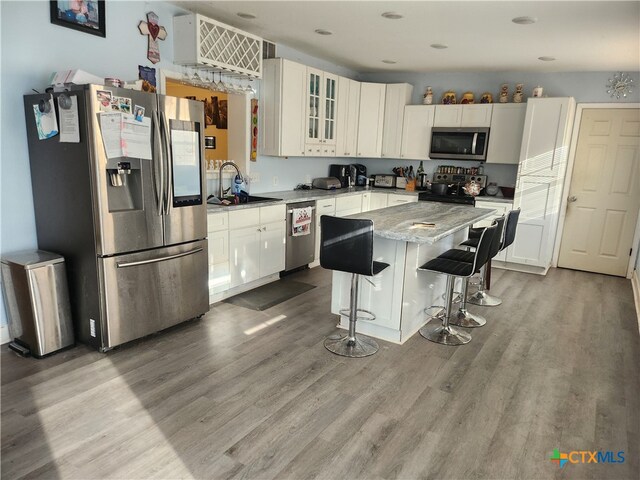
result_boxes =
[339,308,376,322]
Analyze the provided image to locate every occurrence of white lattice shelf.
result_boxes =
[174,14,263,78]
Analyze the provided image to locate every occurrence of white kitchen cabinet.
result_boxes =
[312,198,337,267]
[207,211,230,297]
[262,58,307,157]
[387,193,418,206]
[361,192,371,212]
[434,104,492,127]
[336,77,360,157]
[474,200,512,262]
[335,194,363,216]
[369,192,389,210]
[507,97,576,271]
[229,205,286,288]
[305,68,338,156]
[518,97,575,177]
[400,105,436,160]
[357,83,386,158]
[485,104,526,164]
[381,83,413,158]
[260,221,286,277]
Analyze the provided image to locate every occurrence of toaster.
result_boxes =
[312,177,342,190]
[373,174,396,189]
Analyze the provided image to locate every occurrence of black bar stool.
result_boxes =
[465,208,521,306]
[438,216,505,328]
[320,215,389,357]
[417,223,497,346]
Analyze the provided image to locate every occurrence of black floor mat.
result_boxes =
[222,279,316,311]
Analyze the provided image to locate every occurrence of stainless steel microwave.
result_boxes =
[430,127,490,161]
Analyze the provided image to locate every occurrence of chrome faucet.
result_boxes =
[218,161,243,198]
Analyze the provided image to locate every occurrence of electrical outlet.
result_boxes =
[273,176,278,186]
[305,174,311,184]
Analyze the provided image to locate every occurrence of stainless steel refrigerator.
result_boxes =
[23,85,209,351]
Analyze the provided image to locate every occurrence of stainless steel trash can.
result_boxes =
[1,250,74,357]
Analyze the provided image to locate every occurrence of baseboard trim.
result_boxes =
[632,270,640,335]
[1,324,10,345]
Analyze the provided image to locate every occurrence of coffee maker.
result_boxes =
[349,164,367,186]
[329,164,350,188]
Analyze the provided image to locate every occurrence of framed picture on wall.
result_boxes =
[50,0,106,38]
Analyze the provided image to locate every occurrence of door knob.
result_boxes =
[568,195,577,203]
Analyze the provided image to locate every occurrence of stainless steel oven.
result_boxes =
[430,127,490,161]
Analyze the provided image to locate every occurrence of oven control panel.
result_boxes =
[432,173,487,188]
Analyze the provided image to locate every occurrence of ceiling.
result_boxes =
[172,1,640,74]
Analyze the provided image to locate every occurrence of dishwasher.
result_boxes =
[285,200,316,272]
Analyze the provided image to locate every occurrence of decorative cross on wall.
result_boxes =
[138,12,167,64]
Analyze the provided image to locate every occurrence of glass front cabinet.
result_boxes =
[305,67,337,156]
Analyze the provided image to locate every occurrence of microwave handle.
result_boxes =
[471,133,478,155]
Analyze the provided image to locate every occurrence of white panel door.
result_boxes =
[381,83,413,158]
[434,105,463,127]
[400,105,436,160]
[558,108,640,276]
[357,83,386,158]
[369,192,389,210]
[336,77,360,157]
[208,231,230,294]
[486,104,527,164]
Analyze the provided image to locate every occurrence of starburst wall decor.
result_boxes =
[606,72,633,99]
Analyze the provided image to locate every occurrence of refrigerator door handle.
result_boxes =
[152,110,164,216]
[116,247,204,268]
[160,112,172,216]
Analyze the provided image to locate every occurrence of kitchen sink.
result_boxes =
[207,195,282,206]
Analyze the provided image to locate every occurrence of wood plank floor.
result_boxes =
[2,266,639,480]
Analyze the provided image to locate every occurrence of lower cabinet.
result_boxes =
[313,198,337,267]
[369,192,389,210]
[213,205,286,293]
[207,212,230,295]
[335,193,363,217]
[387,193,418,206]
[474,200,512,262]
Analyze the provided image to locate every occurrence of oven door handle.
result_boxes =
[471,133,478,155]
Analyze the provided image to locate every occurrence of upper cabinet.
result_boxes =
[400,105,436,160]
[262,58,307,157]
[518,97,576,177]
[357,83,386,158]
[434,104,493,127]
[305,68,338,156]
[336,77,361,157]
[485,104,527,164]
[381,84,413,158]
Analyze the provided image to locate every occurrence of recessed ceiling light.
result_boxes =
[381,12,403,20]
[382,60,397,64]
[538,56,556,61]
[314,29,333,36]
[237,12,256,20]
[430,43,448,49]
[512,16,537,25]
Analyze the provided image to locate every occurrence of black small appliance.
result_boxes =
[329,164,350,188]
[349,164,367,186]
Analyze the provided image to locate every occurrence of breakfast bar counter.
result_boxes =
[330,202,495,344]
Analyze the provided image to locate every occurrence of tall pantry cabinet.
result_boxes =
[507,97,576,271]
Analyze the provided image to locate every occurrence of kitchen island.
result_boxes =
[330,202,495,344]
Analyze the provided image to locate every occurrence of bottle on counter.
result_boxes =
[417,161,424,175]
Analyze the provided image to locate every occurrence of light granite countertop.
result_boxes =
[206,187,418,211]
[345,202,496,244]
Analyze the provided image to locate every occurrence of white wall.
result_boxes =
[0,0,190,328]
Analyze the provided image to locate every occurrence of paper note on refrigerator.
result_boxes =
[32,96,58,140]
[99,112,123,158]
[171,130,199,167]
[121,114,152,159]
[58,95,80,143]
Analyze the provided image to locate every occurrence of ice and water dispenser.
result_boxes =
[106,159,143,212]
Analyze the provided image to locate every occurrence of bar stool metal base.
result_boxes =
[467,290,502,307]
[324,333,379,357]
[449,309,487,328]
[419,321,471,346]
